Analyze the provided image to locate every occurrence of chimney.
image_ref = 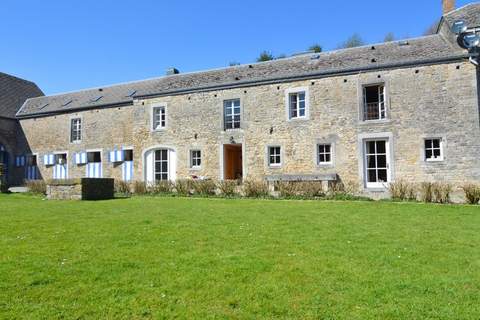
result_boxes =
[166,67,180,76]
[442,0,455,15]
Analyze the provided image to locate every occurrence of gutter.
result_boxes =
[17,54,469,119]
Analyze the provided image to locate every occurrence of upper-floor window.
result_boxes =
[289,92,306,119]
[317,143,333,165]
[152,106,166,130]
[363,85,386,121]
[424,138,444,162]
[268,146,282,167]
[70,118,82,143]
[224,99,241,130]
[190,150,202,168]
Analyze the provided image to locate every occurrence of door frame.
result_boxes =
[220,143,244,181]
[357,132,394,190]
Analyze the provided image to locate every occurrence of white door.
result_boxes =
[145,148,176,183]
[364,139,390,188]
[53,154,68,179]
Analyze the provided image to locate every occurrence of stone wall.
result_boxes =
[0,117,31,185]
[18,60,480,195]
[47,178,114,200]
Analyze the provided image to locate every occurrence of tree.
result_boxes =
[309,44,323,53]
[338,33,365,49]
[424,21,440,35]
[383,32,395,42]
[256,51,275,62]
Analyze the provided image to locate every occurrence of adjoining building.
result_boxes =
[0,72,43,185]
[12,1,480,196]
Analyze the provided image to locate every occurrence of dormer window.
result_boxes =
[363,85,386,121]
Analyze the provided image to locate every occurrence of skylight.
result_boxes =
[126,90,137,97]
[62,100,73,107]
[39,103,49,110]
[90,96,103,102]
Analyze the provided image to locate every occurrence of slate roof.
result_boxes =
[18,3,477,118]
[444,3,480,27]
[0,72,43,119]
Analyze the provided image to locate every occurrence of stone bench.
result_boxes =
[265,174,338,192]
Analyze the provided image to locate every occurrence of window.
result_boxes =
[190,150,201,168]
[365,140,390,188]
[288,91,306,119]
[124,149,133,162]
[27,155,37,166]
[224,99,241,130]
[152,106,166,130]
[87,151,101,163]
[55,153,67,165]
[154,149,169,181]
[363,85,386,121]
[424,138,443,161]
[317,144,332,165]
[53,153,68,179]
[268,146,281,167]
[70,118,82,143]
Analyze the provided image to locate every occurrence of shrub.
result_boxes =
[276,181,298,198]
[150,181,173,194]
[175,179,192,196]
[192,180,217,196]
[133,181,148,195]
[329,179,359,196]
[25,180,46,195]
[432,182,452,204]
[217,180,237,197]
[0,179,9,193]
[243,179,269,198]
[389,180,417,201]
[115,180,131,195]
[419,182,434,203]
[462,183,480,205]
[297,182,325,198]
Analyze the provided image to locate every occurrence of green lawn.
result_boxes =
[0,194,479,319]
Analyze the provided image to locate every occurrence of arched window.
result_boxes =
[144,147,176,183]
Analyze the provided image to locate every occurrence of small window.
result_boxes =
[317,144,332,165]
[363,85,386,121]
[190,150,201,168]
[54,153,67,165]
[70,118,82,143]
[224,99,241,130]
[87,151,101,163]
[124,150,133,162]
[152,106,166,130]
[27,155,37,166]
[289,92,306,119]
[268,146,282,167]
[425,138,443,162]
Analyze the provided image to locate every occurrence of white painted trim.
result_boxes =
[69,116,83,144]
[151,103,168,132]
[315,141,335,168]
[222,98,243,131]
[284,87,310,121]
[422,136,446,163]
[357,132,394,190]
[266,144,283,168]
[141,145,177,182]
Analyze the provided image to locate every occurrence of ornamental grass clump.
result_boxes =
[115,180,131,195]
[175,179,193,196]
[389,180,417,201]
[420,182,434,203]
[192,180,217,196]
[150,181,173,194]
[432,182,452,204]
[243,179,269,198]
[217,180,237,197]
[25,180,47,195]
[133,181,148,195]
[462,183,480,205]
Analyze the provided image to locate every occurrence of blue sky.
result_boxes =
[1,0,473,95]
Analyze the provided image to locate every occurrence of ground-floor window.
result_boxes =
[268,146,282,167]
[86,151,102,178]
[53,153,68,179]
[424,138,443,162]
[154,149,169,181]
[26,155,38,180]
[190,150,201,169]
[122,149,134,181]
[317,144,332,165]
[364,139,390,188]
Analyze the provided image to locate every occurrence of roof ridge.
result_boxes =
[0,71,39,87]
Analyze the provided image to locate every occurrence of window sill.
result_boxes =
[317,163,334,168]
[424,159,445,163]
[152,128,167,133]
[268,164,282,169]
[358,119,391,125]
[189,167,201,171]
[224,128,243,132]
[287,117,309,122]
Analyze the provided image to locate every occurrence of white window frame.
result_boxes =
[190,149,202,169]
[223,99,241,130]
[285,87,309,121]
[52,151,69,179]
[363,139,391,189]
[267,146,282,168]
[154,149,169,181]
[70,117,82,143]
[317,143,333,166]
[151,104,167,131]
[362,84,386,121]
[424,138,444,162]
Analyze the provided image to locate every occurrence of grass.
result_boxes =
[0,194,479,319]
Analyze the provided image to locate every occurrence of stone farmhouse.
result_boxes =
[0,73,43,184]
[4,1,480,196]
